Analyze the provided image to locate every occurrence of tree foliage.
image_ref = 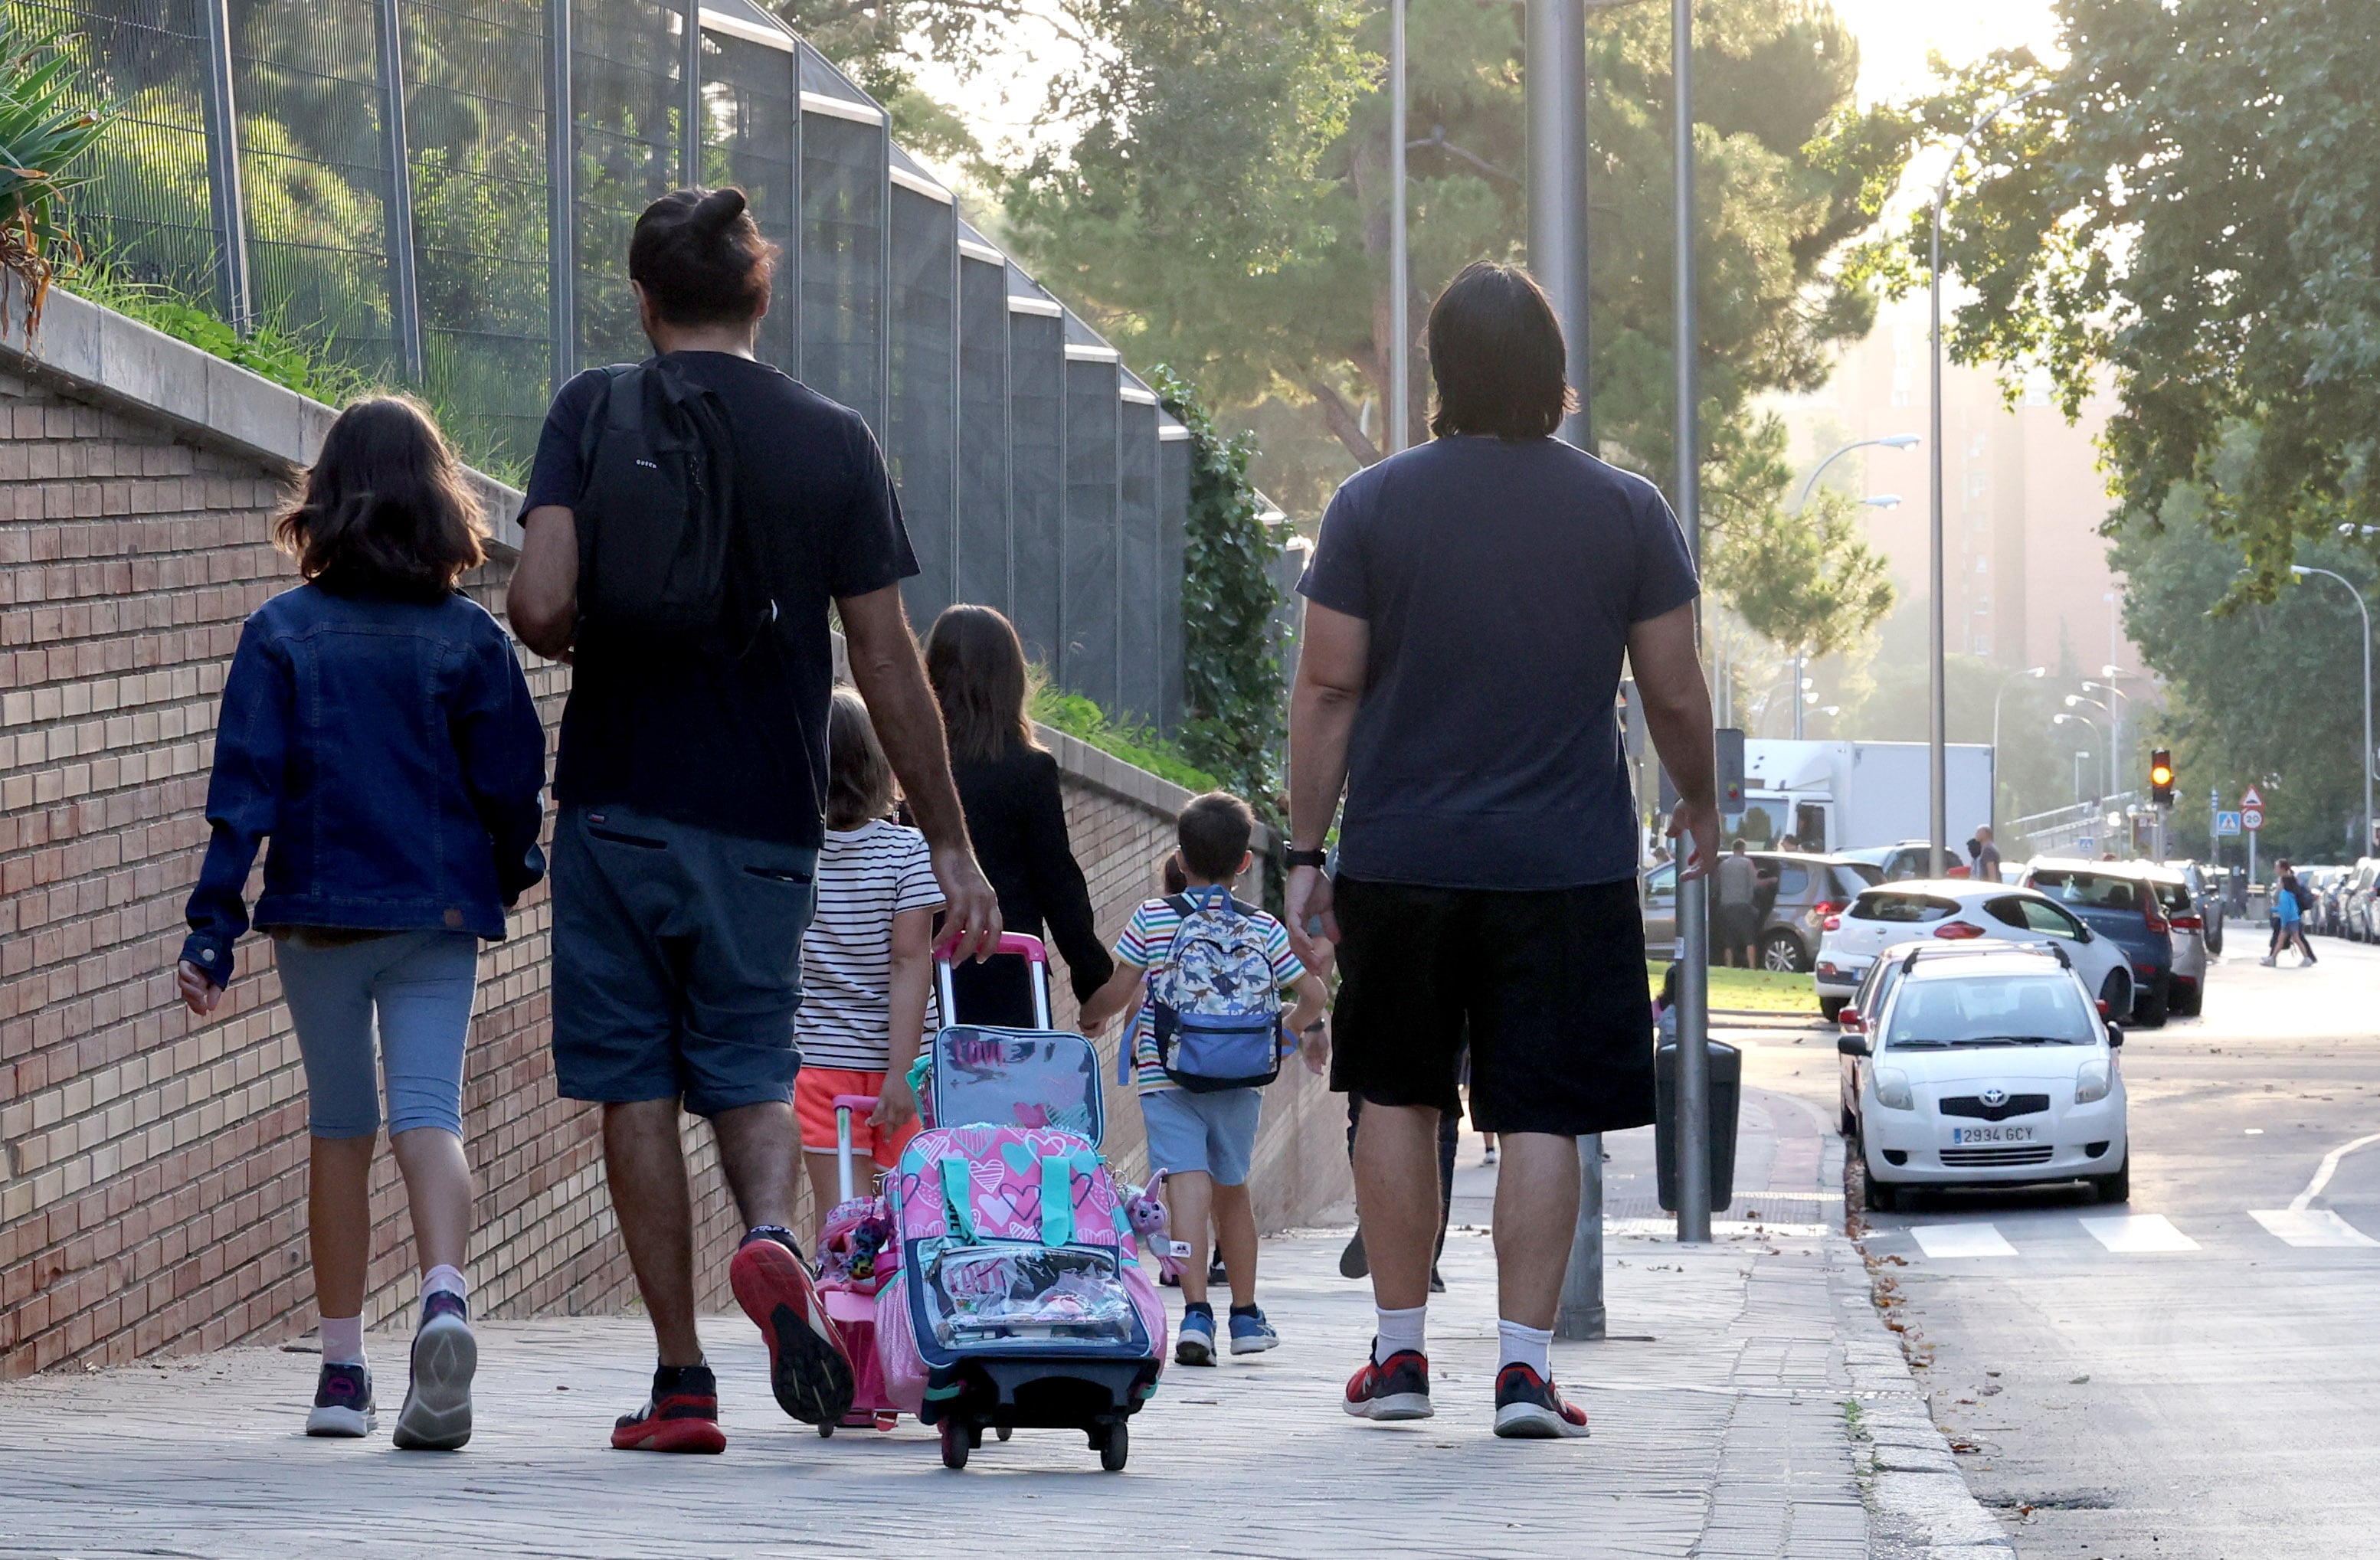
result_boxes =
[1909,0,2380,593]
[995,0,1907,659]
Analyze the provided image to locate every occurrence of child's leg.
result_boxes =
[1165,1171,1216,1307]
[309,1136,378,1319]
[1213,1180,1258,1309]
[277,939,390,1329]
[375,932,482,1278]
[804,1153,843,1248]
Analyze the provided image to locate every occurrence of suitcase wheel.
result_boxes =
[1098,1420,1128,1473]
[817,1422,834,1439]
[940,1418,969,1470]
[996,1424,1013,1442]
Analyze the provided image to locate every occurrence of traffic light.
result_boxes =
[2149,747,2175,808]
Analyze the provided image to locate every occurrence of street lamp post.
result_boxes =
[1990,666,2048,835]
[1789,492,1903,741]
[1388,0,1409,456]
[2054,712,2101,808]
[1796,433,1919,511]
[2293,564,2375,856]
[2065,694,2114,800]
[1930,83,2050,875]
[2084,675,2130,801]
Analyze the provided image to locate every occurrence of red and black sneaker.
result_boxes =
[612,1363,727,1454]
[730,1228,854,1426]
[1343,1346,1432,1421]
[1491,1362,1591,1439]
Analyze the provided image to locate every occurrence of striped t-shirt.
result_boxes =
[1112,894,1305,1095]
[794,819,946,1071]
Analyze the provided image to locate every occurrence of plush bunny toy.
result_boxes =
[1122,1174,1184,1280]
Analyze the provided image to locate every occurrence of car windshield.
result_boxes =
[2030,869,2141,911]
[1884,973,2097,1048]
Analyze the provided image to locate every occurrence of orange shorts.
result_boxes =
[794,1067,919,1168]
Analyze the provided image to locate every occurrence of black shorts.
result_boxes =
[1328,875,1655,1137]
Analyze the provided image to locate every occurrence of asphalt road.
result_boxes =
[1737,932,2380,1560]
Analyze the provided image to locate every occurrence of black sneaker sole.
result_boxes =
[393,1313,476,1450]
[731,1239,855,1425]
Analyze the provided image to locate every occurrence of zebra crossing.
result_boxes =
[1877,1206,2379,1261]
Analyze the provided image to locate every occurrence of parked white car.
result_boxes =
[1839,944,2130,1211]
[1814,879,2136,1022]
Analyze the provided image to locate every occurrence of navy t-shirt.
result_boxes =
[522,352,917,847]
[1296,435,1698,891]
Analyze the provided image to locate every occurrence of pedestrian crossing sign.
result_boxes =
[2216,810,2242,836]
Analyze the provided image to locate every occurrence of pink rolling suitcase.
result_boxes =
[813,1094,902,1435]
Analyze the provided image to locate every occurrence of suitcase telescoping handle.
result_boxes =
[932,930,1052,1030]
[833,1094,880,1204]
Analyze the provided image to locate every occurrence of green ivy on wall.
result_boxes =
[1151,365,1291,815]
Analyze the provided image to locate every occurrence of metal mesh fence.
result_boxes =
[229,0,395,369]
[1063,352,1120,711]
[955,247,1010,614]
[21,0,221,298]
[404,0,552,469]
[34,0,1209,728]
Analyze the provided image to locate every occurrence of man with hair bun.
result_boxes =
[509,185,1000,1454]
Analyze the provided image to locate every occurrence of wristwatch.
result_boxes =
[1285,847,1329,870]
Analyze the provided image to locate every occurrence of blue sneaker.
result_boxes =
[1228,1305,1278,1356]
[1176,1303,1216,1366]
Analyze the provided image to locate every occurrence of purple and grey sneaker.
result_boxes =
[306,1360,376,1437]
[393,1291,476,1451]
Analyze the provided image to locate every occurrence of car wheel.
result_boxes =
[2092,1156,2130,1204]
[2133,976,2170,1029]
[1862,1164,1894,1212]
[2176,979,2204,1019]
[1761,930,1811,974]
[1819,997,1846,1022]
[2100,969,2133,1019]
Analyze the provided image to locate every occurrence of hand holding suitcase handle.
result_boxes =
[932,931,1053,1029]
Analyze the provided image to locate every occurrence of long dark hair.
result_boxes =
[825,685,894,830]
[925,603,1038,764]
[630,186,777,327]
[271,395,486,597]
[1426,260,1575,441]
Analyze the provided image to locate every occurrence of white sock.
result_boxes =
[1498,1318,1553,1378]
[423,1264,467,1307]
[1373,1304,1427,1364]
[319,1315,365,1367]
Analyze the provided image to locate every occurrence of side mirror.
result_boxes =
[2105,1024,2124,1049]
[1836,1035,1871,1058]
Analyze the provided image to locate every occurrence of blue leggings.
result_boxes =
[276,930,480,1139]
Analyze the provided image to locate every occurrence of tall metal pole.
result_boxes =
[545,0,577,385]
[376,0,424,384]
[1927,194,1949,878]
[1528,0,1609,1335]
[1670,0,1711,1246]
[1388,0,1409,456]
[197,0,251,335]
[679,0,703,188]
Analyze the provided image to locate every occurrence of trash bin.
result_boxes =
[1655,1038,1740,1213]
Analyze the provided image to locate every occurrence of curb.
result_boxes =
[1828,1234,2016,1556]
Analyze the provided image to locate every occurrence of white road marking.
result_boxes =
[2290,1131,2380,1212]
[2080,1214,2200,1253]
[1910,1223,2017,1258]
[2250,1208,2380,1248]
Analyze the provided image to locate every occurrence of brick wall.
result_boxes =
[0,316,1347,1377]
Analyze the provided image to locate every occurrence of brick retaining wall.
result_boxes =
[0,294,1347,1377]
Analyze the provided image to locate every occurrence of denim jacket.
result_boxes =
[180,584,548,983]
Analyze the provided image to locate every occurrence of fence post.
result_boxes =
[375,0,424,383]
[196,0,252,334]
[545,0,576,384]
[679,0,702,187]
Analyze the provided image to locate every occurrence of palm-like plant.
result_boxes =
[0,17,109,335]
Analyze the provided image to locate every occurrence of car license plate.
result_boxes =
[1950,1125,2036,1145]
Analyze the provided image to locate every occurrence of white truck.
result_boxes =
[1737,740,1995,860]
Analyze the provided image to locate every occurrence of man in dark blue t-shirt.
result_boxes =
[1288,262,1720,1441]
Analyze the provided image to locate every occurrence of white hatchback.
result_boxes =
[1840,946,2129,1212]
[1814,879,2136,1023]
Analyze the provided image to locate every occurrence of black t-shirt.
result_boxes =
[521,352,917,845]
[1296,434,1699,891]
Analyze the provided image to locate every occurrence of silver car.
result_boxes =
[2143,865,2209,1018]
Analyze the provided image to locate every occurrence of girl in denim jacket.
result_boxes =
[175,397,547,1449]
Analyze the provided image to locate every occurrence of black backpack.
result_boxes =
[573,359,775,652]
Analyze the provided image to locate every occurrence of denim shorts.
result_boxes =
[274,929,480,1139]
[550,803,817,1118]
[1139,1087,1263,1186]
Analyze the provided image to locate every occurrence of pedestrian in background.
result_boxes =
[506,185,1000,1454]
[177,396,548,1450]
[1972,825,2002,883]
[1715,839,1759,969]
[922,603,1112,1023]
[1287,261,1720,1440]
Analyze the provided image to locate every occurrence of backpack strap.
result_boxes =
[934,1156,977,1242]
[1039,1155,1075,1247]
[573,363,641,490]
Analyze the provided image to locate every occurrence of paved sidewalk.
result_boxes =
[0,1097,2002,1558]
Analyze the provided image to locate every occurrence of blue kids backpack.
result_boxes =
[1146,888,1284,1092]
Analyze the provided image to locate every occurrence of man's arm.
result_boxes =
[1628,600,1722,881]
[838,582,1001,960]
[1285,599,1368,973]
[506,505,578,659]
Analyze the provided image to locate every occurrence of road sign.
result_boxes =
[2077,836,2097,854]
[2242,784,2265,809]
[2243,806,2265,832]
[2216,810,2243,836]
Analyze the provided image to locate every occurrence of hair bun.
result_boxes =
[691,187,747,236]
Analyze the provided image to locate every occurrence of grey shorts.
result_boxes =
[1139,1087,1262,1186]
[550,803,817,1118]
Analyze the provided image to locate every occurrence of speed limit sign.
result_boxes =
[2243,806,2264,832]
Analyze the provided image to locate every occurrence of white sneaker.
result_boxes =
[2259,955,2277,966]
